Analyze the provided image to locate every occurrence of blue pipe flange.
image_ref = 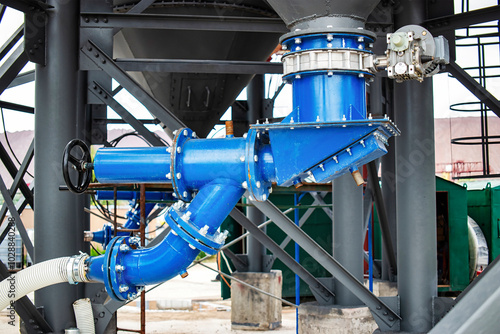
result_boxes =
[282,33,374,53]
[281,34,375,80]
[245,129,272,202]
[104,236,143,301]
[102,224,113,249]
[170,127,197,202]
[165,204,227,255]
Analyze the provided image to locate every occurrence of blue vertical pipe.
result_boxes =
[294,193,300,334]
[368,215,373,293]
[281,34,370,123]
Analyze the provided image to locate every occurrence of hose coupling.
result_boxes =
[67,252,90,285]
[83,231,94,242]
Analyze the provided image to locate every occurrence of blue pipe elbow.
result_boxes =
[86,179,244,301]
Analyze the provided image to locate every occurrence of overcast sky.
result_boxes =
[0,0,498,134]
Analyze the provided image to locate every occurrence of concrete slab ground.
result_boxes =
[0,261,297,333]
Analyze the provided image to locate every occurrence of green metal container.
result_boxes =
[467,183,500,262]
[435,177,469,292]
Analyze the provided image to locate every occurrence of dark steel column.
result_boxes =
[34,0,85,332]
[333,173,363,306]
[394,1,437,331]
[246,74,267,272]
[380,79,398,282]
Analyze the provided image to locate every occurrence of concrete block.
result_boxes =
[298,302,378,334]
[364,279,398,297]
[231,270,282,331]
[156,299,192,310]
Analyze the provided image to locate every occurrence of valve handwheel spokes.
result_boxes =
[62,139,93,194]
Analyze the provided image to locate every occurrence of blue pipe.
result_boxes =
[94,147,171,183]
[93,139,276,189]
[294,194,300,334]
[91,202,157,248]
[96,190,174,202]
[368,215,373,293]
[86,179,244,300]
[281,33,372,123]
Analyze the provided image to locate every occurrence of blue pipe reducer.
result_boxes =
[85,32,400,301]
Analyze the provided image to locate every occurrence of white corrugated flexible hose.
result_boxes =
[73,298,96,334]
[0,254,89,311]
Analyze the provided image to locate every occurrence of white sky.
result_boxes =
[0,1,499,135]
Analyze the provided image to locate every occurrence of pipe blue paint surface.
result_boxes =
[94,147,170,183]
[291,73,366,122]
[181,138,247,189]
[94,140,276,188]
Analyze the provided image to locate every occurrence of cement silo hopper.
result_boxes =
[113,1,283,136]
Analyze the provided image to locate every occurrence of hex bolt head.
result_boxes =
[240,156,245,162]
[166,173,171,179]
[183,191,188,198]
[115,265,125,272]
[167,147,172,153]
[256,181,261,188]
[176,173,182,179]
[183,129,188,136]
[177,147,182,154]
[254,155,258,162]
[199,225,209,236]
[192,132,197,138]
[119,285,129,292]
[242,181,248,189]
[119,244,130,253]
[188,244,196,250]
[262,194,267,201]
